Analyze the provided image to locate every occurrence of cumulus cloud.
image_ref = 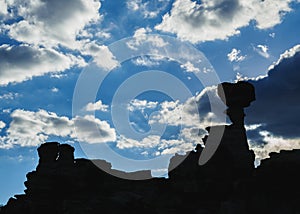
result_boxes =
[149,90,225,129]
[131,89,225,155]
[85,100,109,112]
[155,0,294,43]
[0,0,110,85]
[227,48,246,62]
[3,109,73,147]
[149,100,198,127]
[0,44,85,85]
[71,115,116,144]
[127,27,168,50]
[6,0,101,48]
[113,89,225,156]
[0,109,116,148]
[82,42,120,71]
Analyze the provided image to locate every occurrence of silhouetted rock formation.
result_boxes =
[1,82,300,214]
[214,81,255,176]
[218,81,255,128]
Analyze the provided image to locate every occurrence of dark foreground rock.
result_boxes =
[1,81,299,213]
[2,142,300,214]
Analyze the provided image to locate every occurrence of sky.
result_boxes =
[1,0,300,205]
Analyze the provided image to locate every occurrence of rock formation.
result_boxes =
[1,81,300,214]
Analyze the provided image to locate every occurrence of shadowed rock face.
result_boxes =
[1,82,300,214]
[37,142,59,164]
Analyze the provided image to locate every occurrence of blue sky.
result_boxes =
[1,0,300,204]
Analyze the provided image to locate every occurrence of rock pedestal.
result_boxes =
[206,81,256,175]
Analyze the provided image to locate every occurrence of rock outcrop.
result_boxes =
[1,81,300,214]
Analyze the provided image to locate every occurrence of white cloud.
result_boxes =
[245,124,262,131]
[179,127,203,145]
[50,73,68,79]
[159,139,194,155]
[227,48,246,62]
[249,129,300,162]
[180,61,200,73]
[3,109,73,147]
[2,109,11,114]
[149,96,220,128]
[155,0,294,43]
[0,109,116,148]
[127,27,168,50]
[269,33,276,38]
[0,92,19,100]
[82,42,120,71]
[128,99,158,112]
[116,134,195,156]
[71,115,116,144]
[133,27,152,38]
[116,135,161,149]
[132,56,162,67]
[116,136,141,149]
[115,91,222,155]
[108,91,216,156]
[0,0,8,16]
[126,0,169,18]
[255,44,270,58]
[7,0,101,49]
[51,87,59,93]
[0,120,5,131]
[127,0,141,11]
[0,44,86,86]
[159,145,191,155]
[85,100,109,112]
[95,31,111,39]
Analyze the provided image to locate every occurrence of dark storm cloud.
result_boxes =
[247,45,300,138]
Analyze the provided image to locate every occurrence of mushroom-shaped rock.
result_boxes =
[217,81,255,127]
[217,81,255,108]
